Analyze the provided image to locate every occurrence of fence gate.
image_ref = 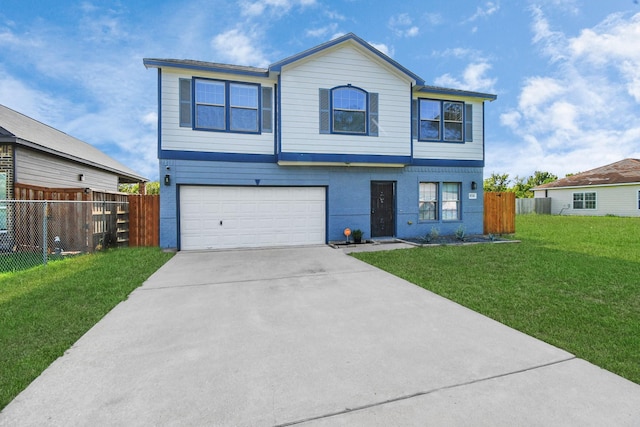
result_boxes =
[484,192,516,234]
[128,195,159,247]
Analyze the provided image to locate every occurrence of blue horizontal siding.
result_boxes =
[159,160,484,249]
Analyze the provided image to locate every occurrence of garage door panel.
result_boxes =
[180,186,326,250]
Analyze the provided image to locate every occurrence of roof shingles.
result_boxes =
[535,158,640,189]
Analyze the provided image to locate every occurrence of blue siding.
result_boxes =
[159,159,483,249]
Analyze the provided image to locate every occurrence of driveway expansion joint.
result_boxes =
[273,356,578,427]
[140,269,375,291]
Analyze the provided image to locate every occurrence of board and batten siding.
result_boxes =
[545,185,640,217]
[15,146,118,191]
[412,97,484,161]
[160,68,276,155]
[279,45,412,157]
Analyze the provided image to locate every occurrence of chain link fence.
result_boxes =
[0,200,129,273]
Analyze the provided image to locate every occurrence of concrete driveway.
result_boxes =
[1,246,639,426]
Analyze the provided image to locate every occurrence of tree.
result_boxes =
[511,176,530,198]
[527,171,557,188]
[118,181,160,195]
[483,173,510,192]
[483,171,558,197]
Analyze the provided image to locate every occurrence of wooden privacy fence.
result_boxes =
[128,195,159,247]
[484,192,516,234]
[10,183,159,250]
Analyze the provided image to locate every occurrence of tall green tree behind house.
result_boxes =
[484,171,557,197]
[483,173,511,192]
[119,182,160,195]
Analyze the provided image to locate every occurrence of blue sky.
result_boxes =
[1,0,639,181]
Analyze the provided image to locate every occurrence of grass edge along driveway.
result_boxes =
[353,215,640,385]
[0,247,174,411]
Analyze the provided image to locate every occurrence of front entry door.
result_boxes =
[370,181,395,238]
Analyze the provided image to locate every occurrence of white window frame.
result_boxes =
[419,182,438,221]
[442,182,461,220]
[573,192,596,209]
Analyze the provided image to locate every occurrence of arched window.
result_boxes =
[332,87,367,134]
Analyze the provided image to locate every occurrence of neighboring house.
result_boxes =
[0,104,146,199]
[533,158,640,217]
[144,33,497,251]
[0,104,147,242]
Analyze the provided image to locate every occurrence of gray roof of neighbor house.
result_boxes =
[534,158,640,190]
[0,104,146,183]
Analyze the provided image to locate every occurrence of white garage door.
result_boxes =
[180,186,326,250]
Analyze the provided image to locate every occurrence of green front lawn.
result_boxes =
[0,247,174,410]
[353,215,640,384]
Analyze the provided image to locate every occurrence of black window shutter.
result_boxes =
[465,104,473,142]
[179,79,192,127]
[319,88,330,134]
[369,93,379,136]
[411,99,418,140]
[261,86,273,133]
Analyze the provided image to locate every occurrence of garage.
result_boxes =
[179,186,326,250]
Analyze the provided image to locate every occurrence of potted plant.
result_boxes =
[352,229,363,244]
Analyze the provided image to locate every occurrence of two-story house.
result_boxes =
[144,33,497,251]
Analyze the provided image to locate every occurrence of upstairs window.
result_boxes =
[332,87,366,134]
[573,192,596,209]
[319,86,378,136]
[229,83,258,132]
[195,80,226,130]
[416,99,467,142]
[182,78,270,134]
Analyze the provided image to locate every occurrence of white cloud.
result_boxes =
[239,0,316,17]
[211,28,270,67]
[466,1,500,23]
[423,12,443,26]
[306,23,338,38]
[389,13,420,38]
[495,9,640,178]
[369,42,393,57]
[569,12,640,101]
[434,61,497,92]
[530,5,569,62]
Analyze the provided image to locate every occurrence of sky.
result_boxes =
[1,0,639,182]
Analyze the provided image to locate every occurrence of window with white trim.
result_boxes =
[573,192,596,209]
[442,182,461,220]
[419,182,438,221]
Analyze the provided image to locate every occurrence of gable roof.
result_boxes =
[0,104,146,183]
[269,33,425,85]
[534,158,640,190]
[143,32,497,102]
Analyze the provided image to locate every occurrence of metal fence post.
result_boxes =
[43,201,48,266]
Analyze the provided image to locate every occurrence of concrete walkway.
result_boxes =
[1,246,639,426]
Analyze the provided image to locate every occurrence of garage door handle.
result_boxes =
[220,220,223,226]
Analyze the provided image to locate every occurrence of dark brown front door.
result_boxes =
[370,181,395,238]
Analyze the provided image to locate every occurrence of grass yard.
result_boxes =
[353,215,640,384]
[0,247,174,410]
